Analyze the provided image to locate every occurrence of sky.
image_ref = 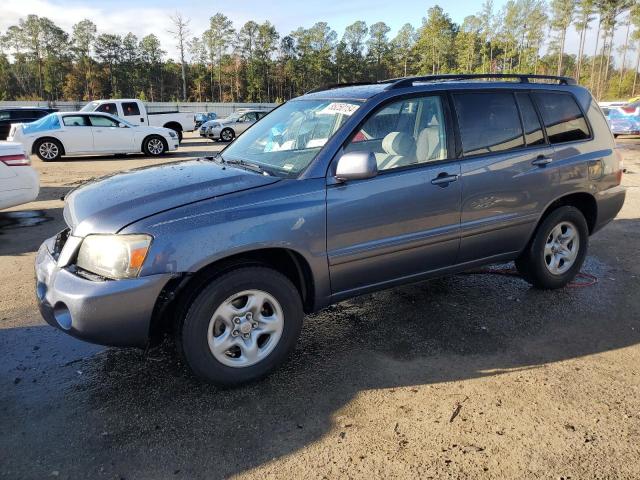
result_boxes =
[0,0,630,63]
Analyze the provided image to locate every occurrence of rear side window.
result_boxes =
[122,102,140,117]
[453,92,524,156]
[515,93,545,146]
[96,103,117,114]
[532,93,590,144]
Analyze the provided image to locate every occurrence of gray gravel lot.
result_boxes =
[1,133,639,479]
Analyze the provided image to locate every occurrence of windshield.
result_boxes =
[222,100,361,177]
[80,102,100,112]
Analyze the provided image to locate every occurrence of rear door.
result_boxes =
[326,93,461,295]
[454,91,555,263]
[58,115,94,153]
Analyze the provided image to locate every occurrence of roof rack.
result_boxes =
[385,74,576,89]
[305,81,377,94]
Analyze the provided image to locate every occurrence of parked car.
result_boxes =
[35,74,625,387]
[205,109,271,142]
[195,112,217,129]
[8,112,179,161]
[81,99,196,141]
[605,108,640,137]
[0,141,39,210]
[0,107,57,140]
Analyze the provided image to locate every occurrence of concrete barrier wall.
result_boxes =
[0,101,278,117]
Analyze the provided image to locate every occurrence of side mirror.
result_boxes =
[335,151,378,182]
[118,123,127,128]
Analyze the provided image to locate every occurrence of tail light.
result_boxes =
[0,153,30,166]
[621,106,637,114]
[614,149,623,185]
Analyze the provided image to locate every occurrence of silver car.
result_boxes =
[207,110,270,142]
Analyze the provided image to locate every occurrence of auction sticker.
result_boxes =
[318,102,359,116]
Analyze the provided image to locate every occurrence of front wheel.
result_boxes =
[515,206,589,289]
[143,136,167,156]
[179,266,303,386]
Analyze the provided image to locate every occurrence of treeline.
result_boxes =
[1,1,640,103]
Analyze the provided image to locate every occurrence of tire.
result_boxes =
[220,128,235,142]
[35,138,62,162]
[178,266,303,386]
[614,134,619,138]
[143,135,167,156]
[176,130,183,143]
[515,206,589,289]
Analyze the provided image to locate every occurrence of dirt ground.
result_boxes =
[1,132,639,479]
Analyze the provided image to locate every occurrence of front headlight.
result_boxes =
[76,234,152,279]
[168,130,177,138]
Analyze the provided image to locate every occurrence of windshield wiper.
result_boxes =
[220,156,273,176]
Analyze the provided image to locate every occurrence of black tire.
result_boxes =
[142,135,167,156]
[34,138,62,162]
[515,206,589,289]
[220,128,235,142]
[176,130,183,143]
[178,266,303,386]
[614,134,619,138]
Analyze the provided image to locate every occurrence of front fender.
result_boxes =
[120,178,331,307]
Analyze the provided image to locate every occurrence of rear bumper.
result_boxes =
[35,237,173,348]
[594,185,626,233]
[0,167,39,210]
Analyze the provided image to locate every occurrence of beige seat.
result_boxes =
[376,131,416,170]
[416,124,445,163]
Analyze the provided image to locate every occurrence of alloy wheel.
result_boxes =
[207,289,284,368]
[39,142,59,160]
[544,221,580,275]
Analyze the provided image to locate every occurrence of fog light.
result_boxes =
[36,282,46,301]
[53,302,72,330]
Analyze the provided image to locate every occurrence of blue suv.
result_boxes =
[36,74,625,386]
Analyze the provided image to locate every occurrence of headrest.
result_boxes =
[382,131,414,157]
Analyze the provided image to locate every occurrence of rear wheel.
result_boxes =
[515,206,589,289]
[178,266,303,386]
[143,135,167,156]
[220,128,235,142]
[35,138,62,162]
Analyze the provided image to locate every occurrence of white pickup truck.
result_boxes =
[81,99,195,141]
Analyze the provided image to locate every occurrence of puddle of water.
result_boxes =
[0,210,53,230]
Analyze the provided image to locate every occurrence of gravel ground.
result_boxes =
[1,133,639,479]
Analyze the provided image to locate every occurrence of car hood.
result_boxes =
[64,159,280,236]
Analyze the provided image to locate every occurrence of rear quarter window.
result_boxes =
[532,92,590,144]
[453,92,525,156]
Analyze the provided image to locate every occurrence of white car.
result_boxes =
[7,112,179,161]
[0,142,39,210]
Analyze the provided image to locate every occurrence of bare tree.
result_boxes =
[168,12,191,101]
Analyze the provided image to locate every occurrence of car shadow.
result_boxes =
[2,219,639,478]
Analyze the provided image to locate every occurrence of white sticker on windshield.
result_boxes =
[317,102,359,116]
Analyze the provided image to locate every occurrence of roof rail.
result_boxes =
[305,81,376,94]
[385,74,577,89]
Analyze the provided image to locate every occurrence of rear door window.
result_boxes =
[453,92,525,156]
[515,93,545,146]
[63,115,89,127]
[532,92,590,144]
[122,102,140,117]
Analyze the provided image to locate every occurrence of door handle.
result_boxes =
[532,155,553,167]
[94,129,103,133]
[431,173,459,186]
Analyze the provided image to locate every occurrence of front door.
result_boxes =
[326,94,461,295]
[88,114,135,152]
